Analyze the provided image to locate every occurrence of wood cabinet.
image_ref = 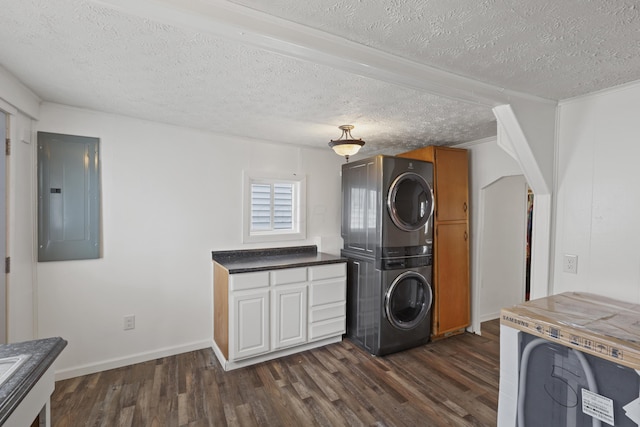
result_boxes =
[434,222,469,334]
[398,146,470,338]
[213,262,346,370]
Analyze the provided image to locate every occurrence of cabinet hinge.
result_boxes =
[5,257,9,274]
[5,138,10,156]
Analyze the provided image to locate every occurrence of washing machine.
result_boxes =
[341,155,434,259]
[343,251,433,356]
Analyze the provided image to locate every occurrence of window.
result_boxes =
[243,171,306,243]
[251,183,293,231]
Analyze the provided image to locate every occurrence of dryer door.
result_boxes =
[387,172,434,232]
[384,271,433,330]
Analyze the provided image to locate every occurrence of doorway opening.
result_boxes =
[478,175,528,322]
[525,188,533,301]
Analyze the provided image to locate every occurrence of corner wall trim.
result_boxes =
[493,104,550,195]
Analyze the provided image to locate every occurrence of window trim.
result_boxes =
[243,170,306,243]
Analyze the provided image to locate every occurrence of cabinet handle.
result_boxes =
[464,231,468,241]
[463,202,467,213]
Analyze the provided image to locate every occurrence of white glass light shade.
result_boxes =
[331,143,363,157]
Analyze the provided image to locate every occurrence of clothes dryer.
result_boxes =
[341,155,434,259]
[343,251,433,356]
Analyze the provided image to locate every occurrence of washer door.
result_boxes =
[387,172,434,232]
[384,271,433,330]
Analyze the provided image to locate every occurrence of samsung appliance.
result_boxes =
[504,331,640,427]
[499,293,640,427]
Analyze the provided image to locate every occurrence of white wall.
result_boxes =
[35,103,344,379]
[478,175,527,321]
[461,137,525,332]
[553,80,640,301]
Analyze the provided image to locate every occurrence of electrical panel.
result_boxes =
[37,132,101,261]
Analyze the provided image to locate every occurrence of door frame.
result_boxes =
[0,110,7,344]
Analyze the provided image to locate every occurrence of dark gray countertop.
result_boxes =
[0,337,67,425]
[212,245,346,274]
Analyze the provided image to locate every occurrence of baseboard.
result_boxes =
[213,336,342,371]
[54,339,214,381]
[479,311,500,323]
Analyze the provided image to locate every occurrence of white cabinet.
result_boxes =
[272,284,307,349]
[229,271,270,360]
[214,262,346,371]
[308,264,347,341]
[271,266,307,350]
[232,289,270,360]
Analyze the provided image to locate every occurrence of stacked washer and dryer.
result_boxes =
[340,155,435,356]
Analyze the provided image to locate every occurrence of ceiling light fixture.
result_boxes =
[329,125,365,162]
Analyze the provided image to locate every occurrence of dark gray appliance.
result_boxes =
[340,155,435,356]
[341,155,434,260]
[343,251,433,356]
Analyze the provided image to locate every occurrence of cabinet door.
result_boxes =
[231,290,270,360]
[273,284,307,350]
[435,222,470,334]
[434,148,469,222]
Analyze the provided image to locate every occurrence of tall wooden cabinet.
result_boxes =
[398,146,470,338]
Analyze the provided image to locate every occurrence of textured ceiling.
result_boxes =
[230,0,640,100]
[0,0,639,156]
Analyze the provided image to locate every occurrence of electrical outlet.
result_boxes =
[124,315,135,330]
[563,254,578,274]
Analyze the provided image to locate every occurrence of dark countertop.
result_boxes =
[212,245,346,274]
[0,337,67,425]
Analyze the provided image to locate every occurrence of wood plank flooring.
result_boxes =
[51,320,500,427]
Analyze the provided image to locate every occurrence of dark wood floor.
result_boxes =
[51,320,500,427]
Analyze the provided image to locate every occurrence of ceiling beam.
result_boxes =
[93,0,556,108]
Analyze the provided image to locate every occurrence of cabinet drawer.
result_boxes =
[308,263,346,281]
[230,271,269,291]
[309,302,345,323]
[309,317,345,341]
[270,267,307,286]
[309,279,346,307]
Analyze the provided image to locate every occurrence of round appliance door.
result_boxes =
[387,172,434,232]
[384,271,433,330]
